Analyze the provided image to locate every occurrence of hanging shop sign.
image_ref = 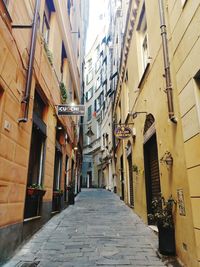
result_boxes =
[57,105,85,116]
[114,126,132,139]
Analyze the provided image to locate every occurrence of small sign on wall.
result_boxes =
[177,189,186,216]
[114,126,132,139]
[57,105,85,116]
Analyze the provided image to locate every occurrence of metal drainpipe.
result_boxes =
[18,0,41,123]
[158,0,177,123]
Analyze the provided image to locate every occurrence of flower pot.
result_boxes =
[27,188,35,196]
[27,187,46,197]
[158,225,176,255]
[53,191,63,197]
[68,190,75,205]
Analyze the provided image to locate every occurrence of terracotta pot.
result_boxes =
[53,191,63,197]
[27,188,46,197]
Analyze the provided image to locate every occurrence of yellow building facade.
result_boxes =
[113,0,200,266]
[0,0,82,262]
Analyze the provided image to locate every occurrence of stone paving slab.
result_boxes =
[3,189,168,267]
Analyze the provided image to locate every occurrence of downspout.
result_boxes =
[158,0,177,123]
[18,0,41,123]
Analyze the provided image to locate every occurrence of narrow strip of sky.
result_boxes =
[86,0,106,53]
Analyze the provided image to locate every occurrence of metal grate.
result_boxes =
[17,261,40,267]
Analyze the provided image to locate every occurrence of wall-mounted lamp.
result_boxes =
[160,151,173,166]
[129,112,147,119]
[56,126,63,130]
[73,146,78,151]
[85,127,94,137]
[64,133,68,143]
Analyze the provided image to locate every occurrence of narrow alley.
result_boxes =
[4,189,168,267]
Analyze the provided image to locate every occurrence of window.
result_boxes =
[137,4,149,74]
[97,120,100,138]
[53,148,62,190]
[96,96,101,111]
[27,92,46,187]
[42,2,51,44]
[86,87,93,102]
[94,99,97,112]
[87,70,93,84]
[33,92,45,118]
[88,58,92,69]
[96,76,101,90]
[42,13,50,44]
[95,59,101,73]
[24,90,47,219]
[103,83,107,95]
[61,42,67,80]
[87,105,92,121]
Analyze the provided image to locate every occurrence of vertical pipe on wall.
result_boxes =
[18,0,41,123]
[158,0,177,123]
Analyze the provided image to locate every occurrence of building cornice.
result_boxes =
[54,0,81,103]
[113,0,140,114]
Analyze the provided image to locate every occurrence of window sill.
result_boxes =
[149,225,158,233]
[138,62,150,89]
[24,216,41,223]
[51,211,60,215]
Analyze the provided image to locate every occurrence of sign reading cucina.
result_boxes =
[57,105,85,116]
[114,126,132,139]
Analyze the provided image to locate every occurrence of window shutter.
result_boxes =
[94,100,97,111]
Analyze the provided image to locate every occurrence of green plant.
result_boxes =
[67,180,75,191]
[59,82,68,103]
[148,195,176,228]
[28,183,44,190]
[54,189,63,194]
[44,41,53,66]
[132,164,139,173]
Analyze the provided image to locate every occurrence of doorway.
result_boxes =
[120,155,125,200]
[87,171,92,188]
[128,154,134,207]
[64,156,69,202]
[144,133,161,223]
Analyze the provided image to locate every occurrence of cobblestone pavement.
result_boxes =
[4,189,169,267]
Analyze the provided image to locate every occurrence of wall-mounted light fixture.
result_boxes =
[85,127,94,137]
[129,111,147,119]
[160,151,173,166]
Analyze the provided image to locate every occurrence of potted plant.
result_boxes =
[44,41,53,66]
[59,82,68,103]
[53,189,63,197]
[132,164,139,173]
[27,184,46,197]
[148,195,176,255]
[66,182,75,205]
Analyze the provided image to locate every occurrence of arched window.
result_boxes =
[143,114,155,134]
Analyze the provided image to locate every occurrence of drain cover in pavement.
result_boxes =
[17,261,40,267]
